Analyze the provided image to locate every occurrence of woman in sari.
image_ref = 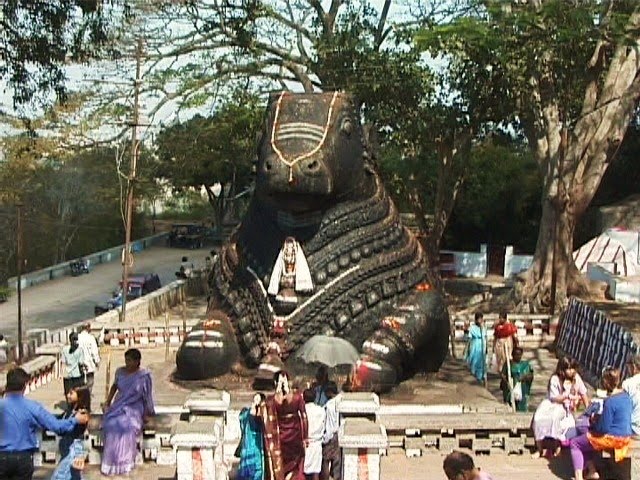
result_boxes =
[100,348,155,476]
[531,357,589,458]
[466,312,487,384]
[267,371,308,480]
[237,393,267,480]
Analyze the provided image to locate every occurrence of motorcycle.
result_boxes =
[70,258,90,276]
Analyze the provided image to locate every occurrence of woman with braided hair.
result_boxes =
[267,371,308,480]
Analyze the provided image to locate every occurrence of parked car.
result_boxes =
[94,273,162,316]
[167,223,207,249]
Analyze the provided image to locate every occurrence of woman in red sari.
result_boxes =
[266,371,308,480]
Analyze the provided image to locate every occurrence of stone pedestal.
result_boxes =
[339,418,388,480]
[336,393,386,480]
[184,390,231,422]
[336,392,380,422]
[170,390,231,480]
[171,421,223,480]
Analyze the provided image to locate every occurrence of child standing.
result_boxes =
[51,386,91,480]
[321,382,341,480]
[500,347,534,412]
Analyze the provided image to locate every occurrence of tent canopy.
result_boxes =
[574,228,640,276]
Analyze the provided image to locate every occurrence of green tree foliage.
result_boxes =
[154,94,263,226]
[0,0,127,107]
[418,0,640,309]
[0,140,149,284]
[445,138,542,252]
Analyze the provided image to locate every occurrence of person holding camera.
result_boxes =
[0,368,90,480]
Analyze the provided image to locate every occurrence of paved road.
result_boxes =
[0,246,211,342]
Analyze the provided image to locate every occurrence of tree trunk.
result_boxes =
[520,8,640,312]
[426,135,467,272]
[204,183,226,231]
[519,192,588,312]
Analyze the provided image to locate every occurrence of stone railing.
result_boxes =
[5,272,209,366]
[451,313,553,356]
[7,233,168,290]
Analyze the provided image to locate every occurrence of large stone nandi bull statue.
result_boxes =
[176,92,450,392]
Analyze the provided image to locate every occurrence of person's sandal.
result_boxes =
[584,471,600,480]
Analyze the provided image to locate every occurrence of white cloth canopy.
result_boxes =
[573,228,640,276]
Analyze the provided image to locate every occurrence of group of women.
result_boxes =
[465,311,518,385]
[237,371,309,480]
[532,356,639,480]
[465,312,640,479]
[53,348,155,479]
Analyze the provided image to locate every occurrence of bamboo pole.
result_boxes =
[505,342,516,412]
[165,311,170,361]
[104,348,112,405]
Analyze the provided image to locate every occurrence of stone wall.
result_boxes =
[7,233,168,290]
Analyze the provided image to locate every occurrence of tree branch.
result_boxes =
[374,0,392,49]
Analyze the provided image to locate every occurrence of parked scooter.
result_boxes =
[70,258,90,276]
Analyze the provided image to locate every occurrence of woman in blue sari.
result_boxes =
[237,393,267,480]
[466,312,487,384]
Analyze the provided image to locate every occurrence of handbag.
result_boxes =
[559,414,576,434]
[512,381,523,402]
[489,353,498,373]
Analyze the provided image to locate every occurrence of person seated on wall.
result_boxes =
[569,367,633,480]
[622,354,640,437]
[531,357,590,458]
[180,256,193,278]
[0,334,8,364]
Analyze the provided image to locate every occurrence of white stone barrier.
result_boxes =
[337,393,387,480]
[171,390,231,480]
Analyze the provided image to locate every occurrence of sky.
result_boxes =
[0,0,446,147]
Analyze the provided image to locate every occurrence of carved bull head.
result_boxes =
[256,92,368,211]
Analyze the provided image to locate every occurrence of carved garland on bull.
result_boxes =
[176,92,450,392]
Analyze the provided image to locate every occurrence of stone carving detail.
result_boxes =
[176,92,450,391]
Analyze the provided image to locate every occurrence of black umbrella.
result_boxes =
[294,335,360,368]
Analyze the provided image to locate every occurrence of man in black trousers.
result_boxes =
[0,368,89,479]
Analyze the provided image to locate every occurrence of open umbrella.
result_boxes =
[294,335,360,368]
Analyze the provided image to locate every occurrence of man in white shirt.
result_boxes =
[623,355,640,436]
[304,388,326,480]
[77,323,101,393]
[321,382,341,480]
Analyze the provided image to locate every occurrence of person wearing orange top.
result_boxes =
[569,367,633,480]
[493,310,517,374]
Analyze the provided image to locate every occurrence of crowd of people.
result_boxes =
[0,328,155,480]
[529,357,640,480]
[236,368,341,480]
[465,310,640,479]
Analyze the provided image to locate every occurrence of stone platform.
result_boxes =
[16,339,588,479]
